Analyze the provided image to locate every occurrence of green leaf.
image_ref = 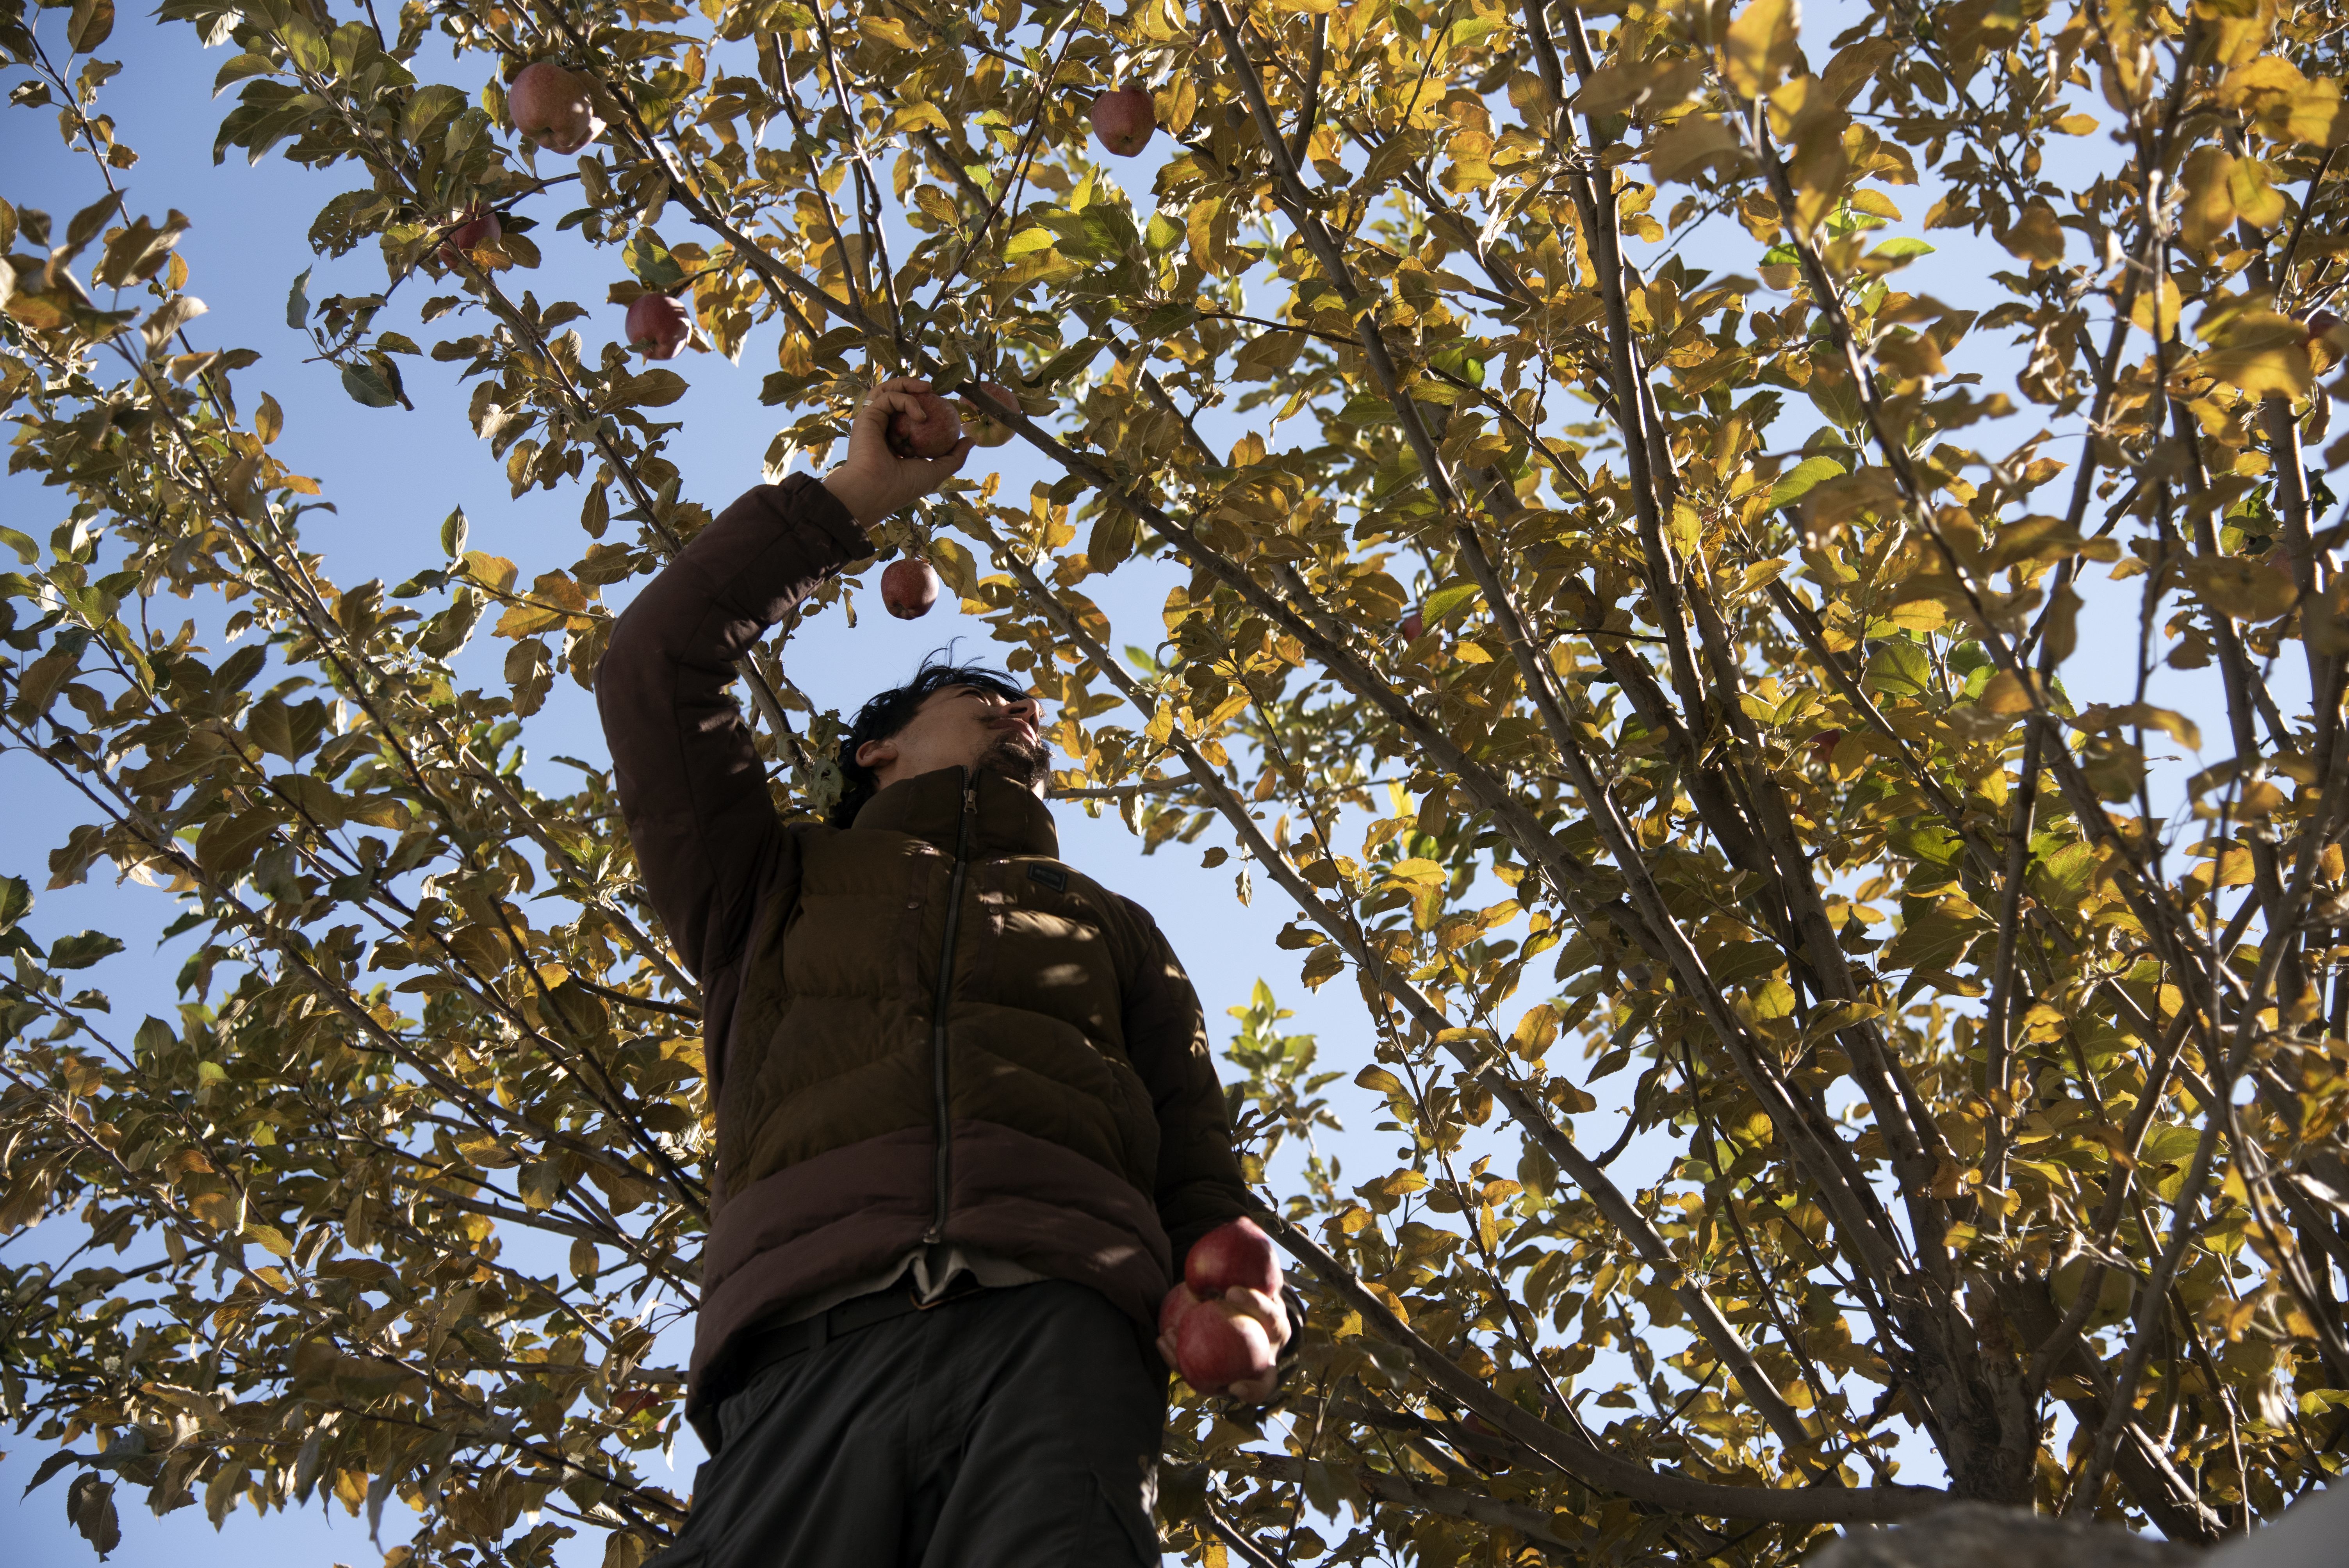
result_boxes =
[441,505,469,557]
[66,0,114,54]
[401,83,467,143]
[340,362,399,407]
[622,228,686,291]
[1864,639,1932,699]
[1868,237,1936,260]
[0,875,29,931]
[0,526,36,565]
[1421,583,1481,625]
[48,930,125,970]
[285,266,312,330]
[212,52,276,97]
[1769,454,1845,508]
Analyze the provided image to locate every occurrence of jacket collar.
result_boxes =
[851,765,1060,861]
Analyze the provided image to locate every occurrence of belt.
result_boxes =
[736,1273,986,1386]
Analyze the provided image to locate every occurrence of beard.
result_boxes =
[978,730,1050,793]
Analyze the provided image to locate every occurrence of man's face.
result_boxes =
[855,684,1048,795]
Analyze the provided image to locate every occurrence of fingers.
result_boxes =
[1223,1285,1289,1348]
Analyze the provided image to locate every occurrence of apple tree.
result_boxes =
[5,0,2349,1562]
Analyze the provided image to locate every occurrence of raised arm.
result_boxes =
[597,378,969,980]
[597,476,867,977]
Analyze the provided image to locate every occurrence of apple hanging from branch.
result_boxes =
[882,558,941,620]
[440,203,501,264]
[508,61,602,155]
[1089,86,1157,156]
[960,382,1022,447]
[625,291,694,360]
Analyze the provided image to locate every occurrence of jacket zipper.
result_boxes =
[922,770,977,1243]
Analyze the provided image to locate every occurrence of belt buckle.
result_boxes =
[911,1273,980,1311]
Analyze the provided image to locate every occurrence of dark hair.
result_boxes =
[829,652,1028,827]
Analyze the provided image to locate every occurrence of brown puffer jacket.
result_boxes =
[596,476,1253,1439]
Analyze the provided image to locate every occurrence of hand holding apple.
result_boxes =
[886,389,962,459]
[822,378,973,529]
[1158,1217,1289,1400]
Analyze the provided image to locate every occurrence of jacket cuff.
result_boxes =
[759,472,872,563]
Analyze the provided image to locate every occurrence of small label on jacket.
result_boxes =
[1027,863,1068,892]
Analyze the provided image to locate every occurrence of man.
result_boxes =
[597,378,1293,1566]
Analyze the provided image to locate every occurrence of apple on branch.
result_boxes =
[1090,86,1156,156]
[626,292,694,360]
[959,382,1021,448]
[881,558,940,620]
[509,61,602,155]
[440,203,500,265]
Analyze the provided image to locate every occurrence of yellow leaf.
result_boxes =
[1648,114,1748,184]
[2190,321,2312,399]
[461,551,519,594]
[2113,702,2203,750]
[1575,58,1706,121]
[1995,200,2065,268]
[1722,0,1797,98]
[2229,156,2285,228]
[2180,146,2238,251]
[2188,555,2300,622]
[1978,670,2038,714]
[2285,77,2347,146]
[2130,274,2181,339]
[1847,187,1902,221]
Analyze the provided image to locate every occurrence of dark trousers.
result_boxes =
[649,1280,1166,1568]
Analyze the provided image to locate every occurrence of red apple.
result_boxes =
[1401,609,1426,642]
[961,382,1021,447]
[1159,1282,1192,1345]
[882,558,940,620]
[1185,1216,1281,1299]
[887,390,961,459]
[440,204,500,263]
[510,61,602,155]
[1174,1297,1276,1390]
[1809,729,1844,763]
[626,292,693,360]
[1090,86,1157,157]
[2304,309,2343,342]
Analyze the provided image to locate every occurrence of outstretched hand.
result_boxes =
[820,377,973,529]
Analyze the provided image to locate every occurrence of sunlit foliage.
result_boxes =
[5,0,2349,1561]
